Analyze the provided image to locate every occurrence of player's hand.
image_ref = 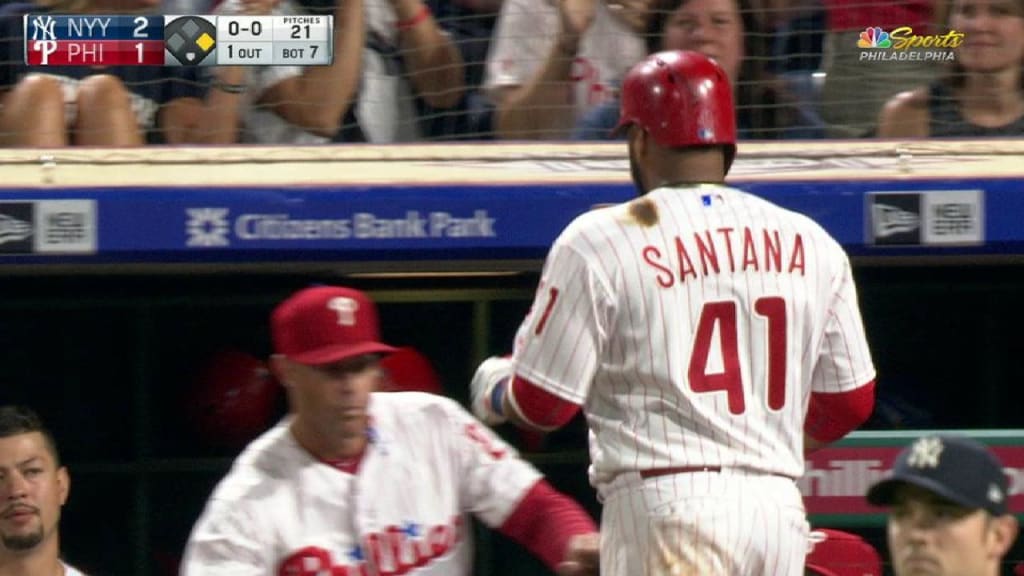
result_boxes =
[556,532,600,576]
[470,356,512,426]
[556,0,596,53]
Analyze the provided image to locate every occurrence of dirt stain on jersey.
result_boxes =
[628,198,659,226]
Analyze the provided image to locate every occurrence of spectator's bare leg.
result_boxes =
[73,74,144,146]
[0,74,68,146]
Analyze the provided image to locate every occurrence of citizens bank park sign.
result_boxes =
[801,430,1024,525]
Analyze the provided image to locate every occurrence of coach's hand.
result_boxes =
[470,356,512,425]
[557,533,600,576]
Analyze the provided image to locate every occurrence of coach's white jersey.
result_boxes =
[512,184,875,494]
[63,563,86,576]
[182,392,541,576]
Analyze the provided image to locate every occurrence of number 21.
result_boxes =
[687,297,787,415]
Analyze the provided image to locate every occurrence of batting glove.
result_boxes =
[471,356,512,426]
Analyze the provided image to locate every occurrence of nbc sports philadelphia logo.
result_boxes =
[857,26,963,62]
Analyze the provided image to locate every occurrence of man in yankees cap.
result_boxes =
[182,285,600,576]
[867,434,1019,576]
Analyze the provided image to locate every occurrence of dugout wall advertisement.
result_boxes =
[803,431,1024,524]
[0,140,1023,268]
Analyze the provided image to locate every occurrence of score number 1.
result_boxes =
[133,16,149,63]
[128,15,162,65]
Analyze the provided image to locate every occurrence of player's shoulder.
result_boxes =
[207,419,299,502]
[555,202,625,244]
[371,391,468,423]
[731,186,845,246]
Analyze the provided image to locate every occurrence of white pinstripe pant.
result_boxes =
[600,471,810,576]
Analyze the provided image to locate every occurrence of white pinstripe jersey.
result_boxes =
[181,393,540,576]
[511,184,876,492]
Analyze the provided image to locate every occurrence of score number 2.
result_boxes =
[133,16,149,63]
[689,297,787,415]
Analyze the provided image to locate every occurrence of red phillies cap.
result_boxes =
[271,286,396,365]
[805,529,882,576]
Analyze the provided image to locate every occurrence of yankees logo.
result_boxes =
[328,297,359,326]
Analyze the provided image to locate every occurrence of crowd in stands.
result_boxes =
[0,0,1021,145]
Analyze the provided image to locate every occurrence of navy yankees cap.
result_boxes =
[866,434,1009,515]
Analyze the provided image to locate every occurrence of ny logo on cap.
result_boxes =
[989,483,1005,504]
[328,297,359,326]
[907,437,944,469]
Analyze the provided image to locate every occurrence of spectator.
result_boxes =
[0,405,86,576]
[867,434,1019,576]
[764,0,829,138]
[210,0,465,144]
[483,0,648,139]
[820,0,939,137]
[571,0,799,140]
[877,0,1024,137]
[0,0,222,146]
[415,0,503,139]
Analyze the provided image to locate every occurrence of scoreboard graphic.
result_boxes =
[24,14,333,67]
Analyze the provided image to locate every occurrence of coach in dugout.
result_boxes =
[182,285,600,576]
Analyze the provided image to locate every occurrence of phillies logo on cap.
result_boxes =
[272,286,396,365]
[328,296,359,326]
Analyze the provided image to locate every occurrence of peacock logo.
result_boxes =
[857,27,892,48]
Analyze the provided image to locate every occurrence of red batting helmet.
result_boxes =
[378,347,444,395]
[805,529,883,576]
[185,348,281,450]
[613,50,736,153]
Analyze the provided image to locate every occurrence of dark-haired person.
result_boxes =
[877,0,1024,137]
[571,0,806,140]
[0,405,85,576]
[866,434,1019,576]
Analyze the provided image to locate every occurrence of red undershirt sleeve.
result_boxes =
[497,479,597,572]
[508,375,581,430]
[805,381,876,444]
